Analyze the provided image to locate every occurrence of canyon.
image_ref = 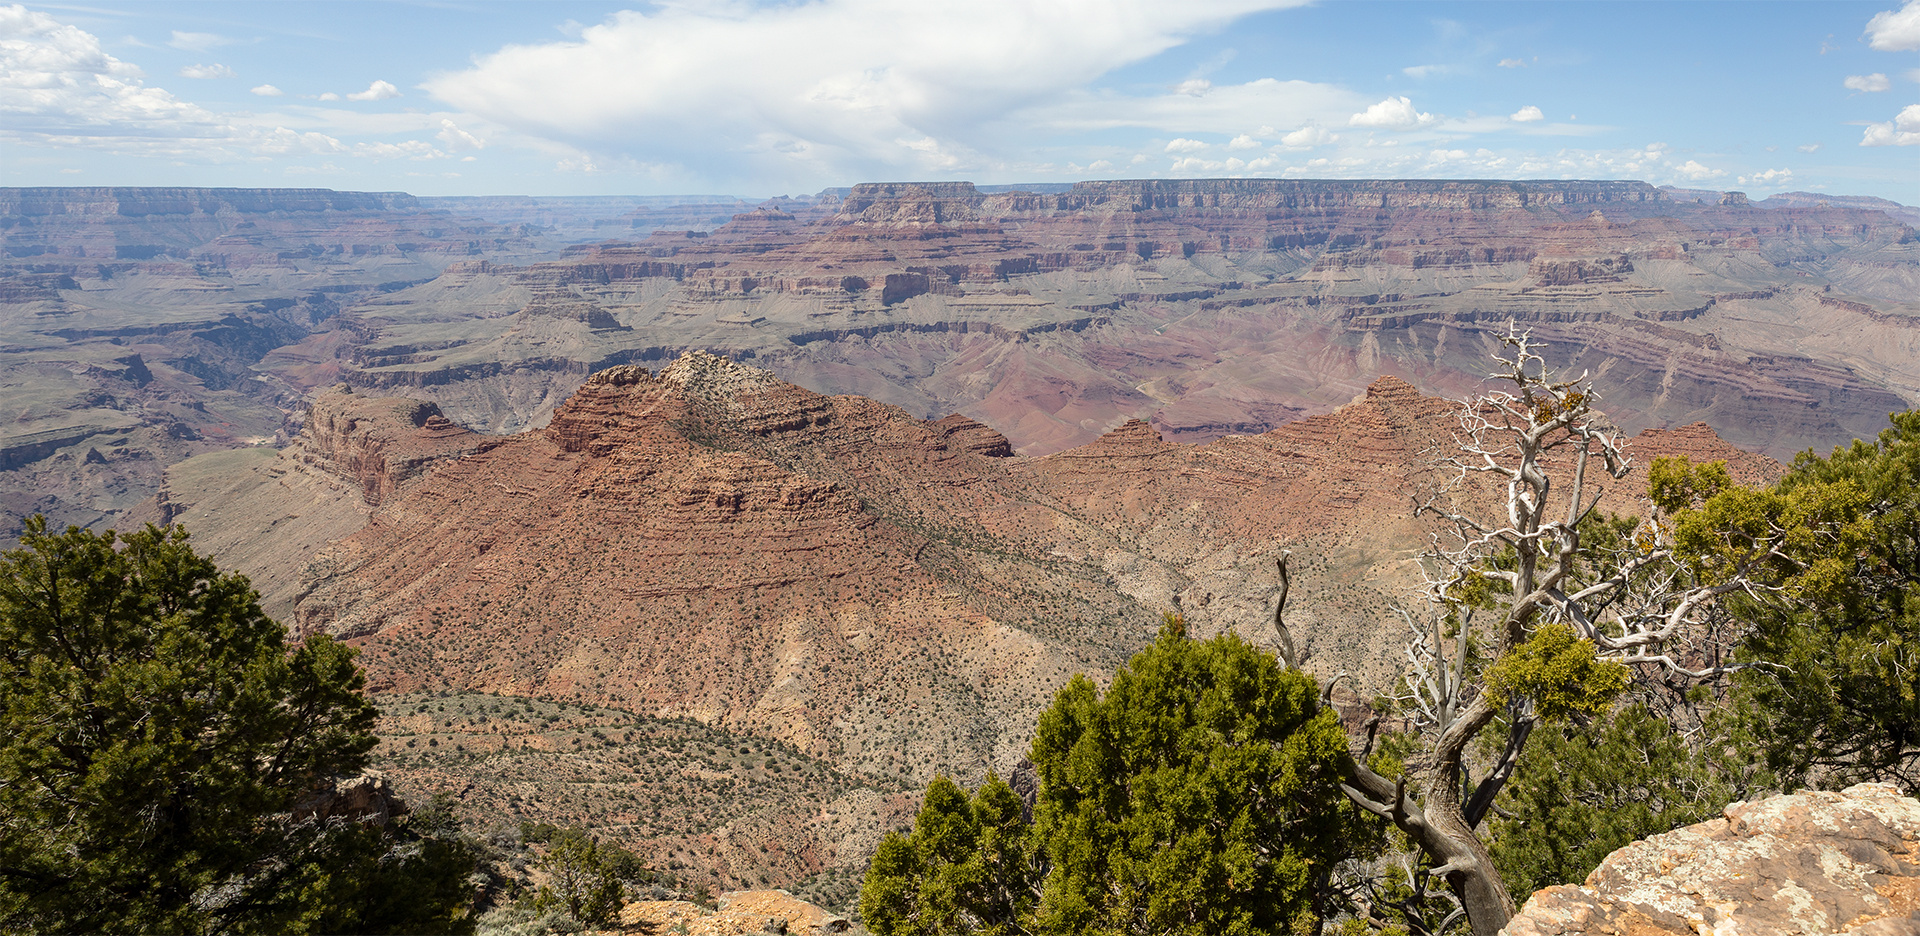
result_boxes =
[3,180,1916,540]
[136,350,1778,897]
[4,178,1916,901]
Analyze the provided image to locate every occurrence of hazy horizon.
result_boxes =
[2,1,1917,204]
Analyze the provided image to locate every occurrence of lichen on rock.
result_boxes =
[1501,783,1920,936]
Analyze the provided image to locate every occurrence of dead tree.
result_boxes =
[1323,327,1794,936]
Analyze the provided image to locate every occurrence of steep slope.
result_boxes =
[143,352,1786,896]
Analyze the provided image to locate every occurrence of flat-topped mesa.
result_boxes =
[0,186,421,218]
[837,181,989,224]
[1039,178,1668,213]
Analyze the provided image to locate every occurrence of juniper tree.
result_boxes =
[0,518,475,934]
[863,619,1355,936]
[1286,330,1827,936]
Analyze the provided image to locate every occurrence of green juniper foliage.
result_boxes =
[860,774,1039,936]
[1487,703,1768,899]
[864,617,1354,936]
[531,826,633,928]
[1725,412,1920,788]
[0,518,474,934]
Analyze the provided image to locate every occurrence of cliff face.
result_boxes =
[297,177,1917,466]
[1503,783,1920,936]
[8,177,1915,541]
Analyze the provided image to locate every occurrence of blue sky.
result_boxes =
[2,1,1916,202]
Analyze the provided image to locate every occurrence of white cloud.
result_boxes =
[1845,73,1892,92]
[1173,78,1212,96]
[436,118,485,151]
[168,30,231,53]
[1861,103,1920,145]
[1279,124,1333,147]
[1865,2,1920,51]
[1226,133,1261,150]
[354,139,442,159]
[0,6,443,164]
[422,0,1318,187]
[1798,142,1822,152]
[1738,168,1793,186]
[1510,105,1544,122]
[1402,64,1449,79]
[250,83,283,97]
[317,92,340,101]
[1348,95,1435,129]
[1165,137,1209,153]
[1,6,233,152]
[1671,159,1723,181]
[1497,57,1526,68]
[177,63,233,79]
[346,79,401,102]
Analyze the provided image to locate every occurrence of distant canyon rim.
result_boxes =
[3,178,1915,539]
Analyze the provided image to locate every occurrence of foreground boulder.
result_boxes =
[1502,783,1920,936]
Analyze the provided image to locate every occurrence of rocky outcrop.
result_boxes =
[624,889,850,935]
[299,388,482,505]
[1502,783,1920,936]
[291,772,409,827]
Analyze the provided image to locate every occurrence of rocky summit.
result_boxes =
[143,351,1780,895]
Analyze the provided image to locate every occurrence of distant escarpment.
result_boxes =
[150,353,1783,896]
[301,178,1917,463]
[7,177,1914,536]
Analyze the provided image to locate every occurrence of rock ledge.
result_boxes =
[1502,782,1920,936]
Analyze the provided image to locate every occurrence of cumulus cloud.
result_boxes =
[1226,133,1261,149]
[0,6,446,164]
[1671,159,1723,181]
[1738,168,1793,186]
[436,119,485,151]
[1,6,232,150]
[1861,103,1920,145]
[1173,78,1212,96]
[346,80,401,102]
[1798,142,1822,152]
[1846,73,1892,92]
[1348,96,1435,129]
[168,30,231,53]
[1497,57,1526,67]
[1510,105,1544,122]
[178,63,234,79]
[250,84,283,96]
[1280,124,1333,147]
[1165,137,1209,153]
[422,0,1320,186]
[1865,1,1920,51]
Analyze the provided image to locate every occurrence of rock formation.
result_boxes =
[146,352,1787,896]
[1502,783,1920,936]
[6,180,1915,539]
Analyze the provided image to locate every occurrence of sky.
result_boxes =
[1,1,1917,203]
